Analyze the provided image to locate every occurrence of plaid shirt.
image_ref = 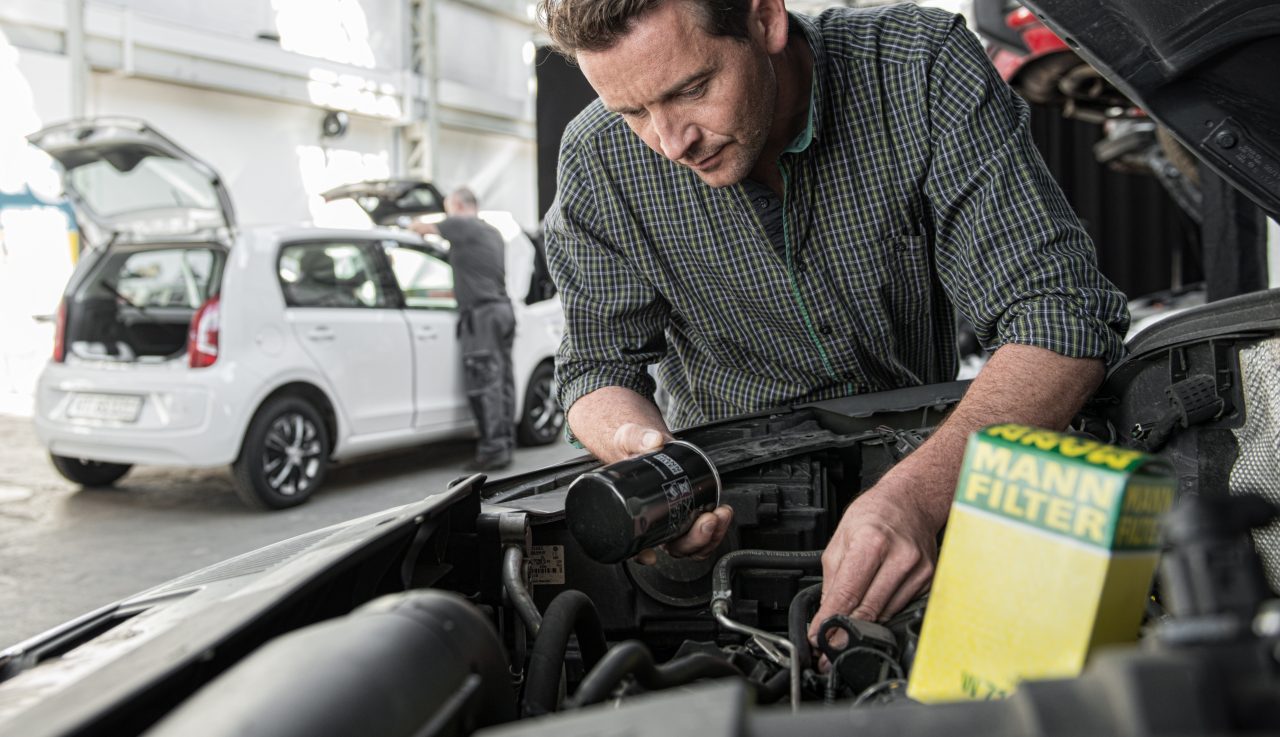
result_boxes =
[545,5,1129,431]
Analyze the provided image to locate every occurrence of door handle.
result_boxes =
[306,326,335,342]
[415,327,439,340]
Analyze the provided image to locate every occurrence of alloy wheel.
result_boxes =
[261,412,324,496]
[528,375,563,436]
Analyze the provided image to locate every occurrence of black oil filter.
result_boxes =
[565,440,721,564]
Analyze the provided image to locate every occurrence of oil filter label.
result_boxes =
[663,477,695,533]
[651,452,684,476]
[527,545,565,585]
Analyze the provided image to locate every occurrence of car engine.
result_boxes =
[24,292,1272,737]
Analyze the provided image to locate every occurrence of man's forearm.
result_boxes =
[887,343,1106,529]
[567,386,672,464]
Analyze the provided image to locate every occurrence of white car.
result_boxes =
[29,118,565,510]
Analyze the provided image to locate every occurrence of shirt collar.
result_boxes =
[784,12,826,153]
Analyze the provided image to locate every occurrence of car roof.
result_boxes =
[238,224,428,251]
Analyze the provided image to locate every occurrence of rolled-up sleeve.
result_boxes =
[923,18,1129,368]
[545,141,670,416]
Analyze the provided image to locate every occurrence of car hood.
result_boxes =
[0,480,493,737]
[27,118,237,242]
[1024,0,1280,220]
[320,179,446,226]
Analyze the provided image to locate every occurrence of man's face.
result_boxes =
[577,0,778,188]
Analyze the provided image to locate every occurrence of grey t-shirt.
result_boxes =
[436,216,508,310]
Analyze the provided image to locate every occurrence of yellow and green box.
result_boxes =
[906,423,1175,703]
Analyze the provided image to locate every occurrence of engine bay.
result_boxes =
[2,295,1279,737]
[485,408,945,713]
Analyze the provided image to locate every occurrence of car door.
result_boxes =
[378,241,468,431]
[278,239,414,437]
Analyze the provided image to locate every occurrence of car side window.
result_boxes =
[385,246,456,310]
[278,242,387,308]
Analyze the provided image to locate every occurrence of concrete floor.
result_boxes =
[0,412,583,649]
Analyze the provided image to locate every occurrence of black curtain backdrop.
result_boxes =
[1027,103,1201,298]
[536,47,598,221]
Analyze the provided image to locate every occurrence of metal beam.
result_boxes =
[65,0,85,118]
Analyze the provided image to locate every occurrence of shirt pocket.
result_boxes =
[881,234,932,328]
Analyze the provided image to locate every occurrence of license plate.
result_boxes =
[67,393,143,422]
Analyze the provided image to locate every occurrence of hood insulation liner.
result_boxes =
[1231,337,1280,592]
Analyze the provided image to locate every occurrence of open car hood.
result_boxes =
[320,179,445,226]
[1023,0,1280,220]
[27,118,236,241]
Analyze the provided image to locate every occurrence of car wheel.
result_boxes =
[232,396,329,510]
[517,362,563,447]
[49,455,132,488]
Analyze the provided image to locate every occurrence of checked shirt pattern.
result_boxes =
[545,4,1129,430]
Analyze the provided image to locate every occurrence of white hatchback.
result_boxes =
[29,118,565,509]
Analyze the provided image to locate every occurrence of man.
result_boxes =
[412,188,517,470]
[539,0,1129,637]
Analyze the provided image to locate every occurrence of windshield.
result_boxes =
[66,152,221,220]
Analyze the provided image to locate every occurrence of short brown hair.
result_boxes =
[539,0,751,59]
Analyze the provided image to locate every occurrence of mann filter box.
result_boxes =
[907,423,1174,703]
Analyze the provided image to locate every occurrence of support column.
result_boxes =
[67,0,86,118]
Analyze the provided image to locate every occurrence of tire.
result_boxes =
[49,455,132,487]
[232,396,329,510]
[516,362,563,447]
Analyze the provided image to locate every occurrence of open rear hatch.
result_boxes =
[29,118,233,362]
[320,179,445,226]
[28,117,236,243]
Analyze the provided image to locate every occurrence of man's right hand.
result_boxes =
[597,419,735,564]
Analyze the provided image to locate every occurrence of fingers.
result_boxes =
[880,560,934,619]
[612,423,671,459]
[809,531,888,641]
[808,534,937,650]
[850,544,925,621]
[665,505,733,559]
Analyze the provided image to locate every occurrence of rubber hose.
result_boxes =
[568,640,743,708]
[503,546,542,635]
[754,667,792,704]
[521,590,610,717]
[788,584,823,672]
[711,550,825,606]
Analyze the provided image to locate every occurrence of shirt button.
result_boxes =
[754,197,770,209]
[819,323,833,336]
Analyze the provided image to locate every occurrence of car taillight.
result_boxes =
[188,296,221,368]
[53,299,67,363]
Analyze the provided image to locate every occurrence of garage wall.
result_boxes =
[433,0,538,225]
[1,0,539,226]
[438,126,536,225]
[91,74,398,228]
[437,2,531,105]
[0,45,76,410]
[93,0,406,69]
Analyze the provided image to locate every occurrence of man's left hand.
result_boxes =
[809,476,941,638]
[806,345,1107,646]
[408,220,439,237]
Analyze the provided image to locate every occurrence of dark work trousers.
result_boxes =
[460,301,516,460]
